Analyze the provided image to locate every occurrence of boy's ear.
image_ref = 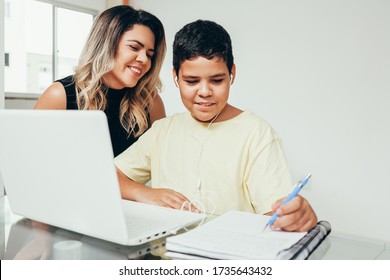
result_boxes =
[230,64,236,85]
[172,69,179,88]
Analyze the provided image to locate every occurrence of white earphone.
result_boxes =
[174,76,179,87]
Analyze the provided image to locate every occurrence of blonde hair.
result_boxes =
[74,5,166,137]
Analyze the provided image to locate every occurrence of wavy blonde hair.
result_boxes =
[74,5,166,137]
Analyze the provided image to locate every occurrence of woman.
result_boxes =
[16,5,167,260]
[34,5,167,156]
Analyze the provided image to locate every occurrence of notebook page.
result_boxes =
[166,210,306,259]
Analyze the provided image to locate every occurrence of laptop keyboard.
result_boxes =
[123,205,178,236]
[124,212,169,232]
[121,200,203,244]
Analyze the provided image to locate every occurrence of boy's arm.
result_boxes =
[116,168,198,211]
[245,124,317,232]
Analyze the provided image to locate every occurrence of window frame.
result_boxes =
[4,0,98,100]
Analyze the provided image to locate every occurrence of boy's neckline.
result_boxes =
[190,104,244,124]
[187,110,249,125]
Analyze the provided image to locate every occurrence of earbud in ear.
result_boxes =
[230,74,234,84]
[174,77,179,87]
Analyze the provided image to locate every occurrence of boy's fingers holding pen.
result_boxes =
[272,195,304,215]
[275,210,308,231]
[266,174,314,231]
[272,196,317,232]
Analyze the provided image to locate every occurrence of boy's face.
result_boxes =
[174,56,234,122]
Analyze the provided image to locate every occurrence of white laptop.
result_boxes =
[0,109,203,246]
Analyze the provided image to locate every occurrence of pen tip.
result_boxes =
[263,224,269,232]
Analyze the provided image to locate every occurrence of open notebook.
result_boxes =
[166,210,331,260]
[0,110,203,246]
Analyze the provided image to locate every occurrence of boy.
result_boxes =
[115,20,317,232]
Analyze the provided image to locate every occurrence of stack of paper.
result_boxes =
[166,210,331,260]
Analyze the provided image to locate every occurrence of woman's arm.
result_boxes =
[34,82,67,110]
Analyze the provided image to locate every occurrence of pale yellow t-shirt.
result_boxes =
[114,111,292,215]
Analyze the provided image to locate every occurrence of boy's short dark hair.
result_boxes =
[173,20,234,75]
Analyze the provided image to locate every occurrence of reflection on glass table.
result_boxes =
[0,196,165,260]
[4,218,165,260]
[1,196,389,260]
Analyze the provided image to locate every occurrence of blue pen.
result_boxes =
[263,173,312,231]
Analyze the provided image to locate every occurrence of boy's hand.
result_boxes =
[269,195,317,232]
[142,188,200,213]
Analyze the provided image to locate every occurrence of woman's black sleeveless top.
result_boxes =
[57,75,147,157]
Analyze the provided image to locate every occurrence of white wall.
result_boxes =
[0,0,4,195]
[0,0,4,109]
[131,0,390,241]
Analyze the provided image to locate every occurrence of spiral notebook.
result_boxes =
[166,210,331,260]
